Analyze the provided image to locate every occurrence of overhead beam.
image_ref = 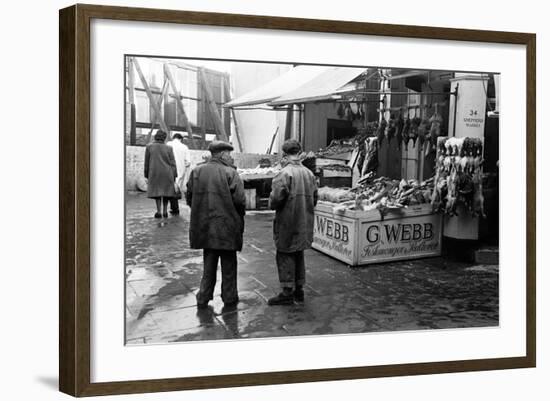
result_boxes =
[147,78,170,142]
[127,57,137,145]
[163,63,198,149]
[223,75,244,152]
[198,67,229,142]
[132,57,170,135]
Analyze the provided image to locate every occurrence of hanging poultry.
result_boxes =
[472,169,486,218]
[417,118,430,152]
[402,116,411,150]
[428,107,443,152]
[361,137,379,176]
[385,116,396,144]
[431,136,486,218]
[395,113,404,151]
[376,118,387,145]
[444,168,458,216]
[409,116,421,146]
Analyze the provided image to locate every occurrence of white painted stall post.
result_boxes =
[444,74,489,240]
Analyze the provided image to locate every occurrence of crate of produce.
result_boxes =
[313,175,441,266]
[315,157,348,168]
[312,202,442,266]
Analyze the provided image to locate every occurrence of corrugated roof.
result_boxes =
[224,65,329,108]
[268,67,367,106]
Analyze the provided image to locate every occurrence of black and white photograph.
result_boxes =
[2,0,545,398]
[124,56,500,344]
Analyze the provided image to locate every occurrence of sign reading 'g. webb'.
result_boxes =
[358,213,441,263]
[312,209,441,265]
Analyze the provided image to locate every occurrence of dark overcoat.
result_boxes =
[186,157,246,251]
[269,158,318,252]
[144,141,177,198]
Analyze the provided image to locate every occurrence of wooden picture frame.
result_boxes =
[59,3,536,397]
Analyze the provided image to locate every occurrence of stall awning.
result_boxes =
[225,66,368,108]
[268,67,367,106]
[224,65,329,108]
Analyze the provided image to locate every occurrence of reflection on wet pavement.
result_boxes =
[125,193,498,345]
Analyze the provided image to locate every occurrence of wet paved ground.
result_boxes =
[125,193,499,344]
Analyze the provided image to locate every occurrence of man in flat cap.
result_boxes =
[268,139,318,305]
[186,140,246,309]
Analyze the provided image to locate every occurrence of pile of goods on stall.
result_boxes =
[317,187,355,203]
[315,139,356,158]
[320,164,352,173]
[237,166,281,176]
[237,158,281,177]
[318,172,434,216]
[431,137,485,217]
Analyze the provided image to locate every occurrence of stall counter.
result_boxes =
[312,202,442,266]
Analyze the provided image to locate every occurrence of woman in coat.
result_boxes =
[144,130,177,218]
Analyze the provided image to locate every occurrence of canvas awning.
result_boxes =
[224,65,330,108]
[225,66,368,108]
[268,67,367,106]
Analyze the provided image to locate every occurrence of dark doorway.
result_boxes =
[326,119,355,145]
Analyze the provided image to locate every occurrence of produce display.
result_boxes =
[431,137,485,217]
[318,187,355,203]
[238,166,280,176]
[318,172,434,216]
[321,164,352,173]
[315,139,356,157]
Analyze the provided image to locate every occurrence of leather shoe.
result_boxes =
[196,302,209,309]
[294,287,305,302]
[268,292,294,306]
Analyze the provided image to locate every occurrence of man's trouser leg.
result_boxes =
[294,250,306,287]
[276,251,297,290]
[219,250,238,304]
[269,250,297,305]
[196,249,218,304]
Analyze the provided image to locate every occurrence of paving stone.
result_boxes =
[151,306,217,333]
[126,314,161,338]
[125,193,499,343]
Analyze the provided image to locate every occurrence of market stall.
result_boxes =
[312,174,442,265]
[224,66,498,265]
[238,162,280,210]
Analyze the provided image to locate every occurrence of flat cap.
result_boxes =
[208,140,234,153]
[282,139,302,155]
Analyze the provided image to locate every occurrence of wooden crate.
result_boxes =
[256,197,270,210]
[318,176,352,188]
[315,157,348,168]
[312,202,442,266]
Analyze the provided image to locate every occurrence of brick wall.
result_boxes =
[126,145,280,190]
